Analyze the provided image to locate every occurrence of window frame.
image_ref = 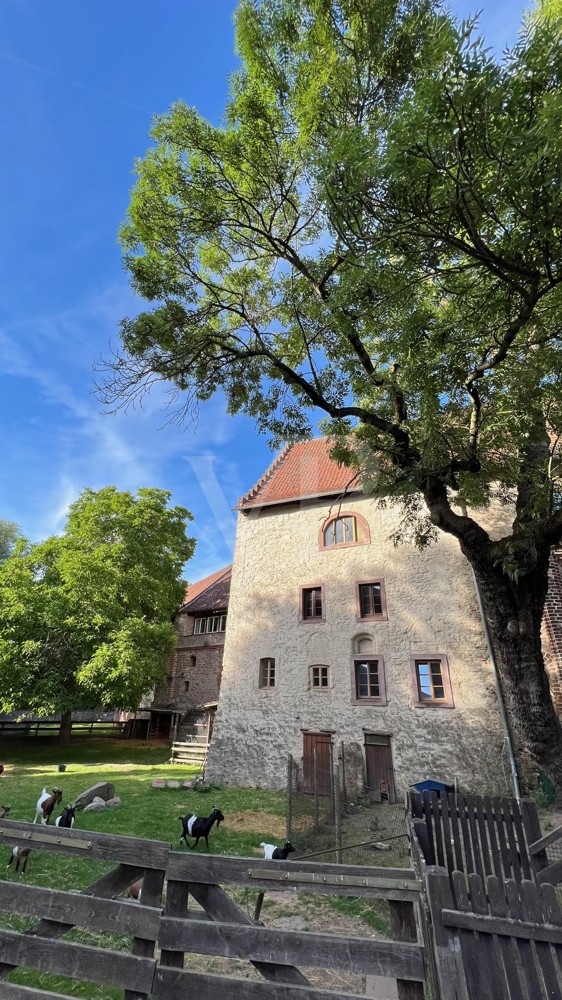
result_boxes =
[259,657,276,689]
[309,664,331,690]
[319,511,371,550]
[193,613,227,635]
[350,655,387,706]
[299,584,326,623]
[411,654,454,708]
[355,580,388,622]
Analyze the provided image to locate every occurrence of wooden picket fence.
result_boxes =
[426,869,562,999]
[409,790,544,882]
[0,818,428,1000]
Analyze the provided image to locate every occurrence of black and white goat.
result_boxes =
[260,841,296,860]
[55,805,76,829]
[179,807,224,849]
[7,847,30,874]
[34,787,62,825]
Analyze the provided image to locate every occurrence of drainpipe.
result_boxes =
[470,565,521,800]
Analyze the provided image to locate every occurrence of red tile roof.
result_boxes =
[239,439,360,509]
[180,565,232,613]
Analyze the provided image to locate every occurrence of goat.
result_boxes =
[179,807,224,850]
[260,841,296,860]
[55,805,76,829]
[127,877,144,902]
[0,805,10,819]
[7,846,30,874]
[34,787,62,825]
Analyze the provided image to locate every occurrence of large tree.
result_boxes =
[0,487,195,744]
[0,519,20,563]
[101,0,562,792]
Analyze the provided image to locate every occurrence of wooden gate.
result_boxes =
[427,868,562,999]
[302,732,332,795]
[0,818,168,1000]
[0,819,429,1000]
[364,734,396,802]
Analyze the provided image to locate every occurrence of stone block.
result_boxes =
[105,797,122,808]
[75,782,115,808]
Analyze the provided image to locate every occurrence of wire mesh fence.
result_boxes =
[286,746,409,868]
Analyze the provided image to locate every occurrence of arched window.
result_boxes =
[320,511,370,549]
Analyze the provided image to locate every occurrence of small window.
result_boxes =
[190,655,196,667]
[194,617,206,635]
[310,665,331,689]
[300,585,325,622]
[259,658,276,688]
[350,655,387,705]
[411,655,454,708]
[357,581,387,621]
[184,681,190,692]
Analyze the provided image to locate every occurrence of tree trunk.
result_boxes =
[58,710,73,746]
[470,548,562,797]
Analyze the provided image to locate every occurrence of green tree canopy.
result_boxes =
[101,0,562,792]
[0,519,20,563]
[0,487,195,743]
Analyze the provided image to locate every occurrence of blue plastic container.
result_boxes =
[411,778,454,795]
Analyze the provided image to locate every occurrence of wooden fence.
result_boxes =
[409,790,544,883]
[426,868,562,999]
[0,818,429,1000]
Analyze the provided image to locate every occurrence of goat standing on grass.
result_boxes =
[55,805,76,829]
[34,787,62,825]
[179,807,224,850]
[7,847,30,874]
[260,841,296,860]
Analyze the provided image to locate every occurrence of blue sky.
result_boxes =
[0,0,531,583]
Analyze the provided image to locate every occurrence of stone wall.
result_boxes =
[151,610,225,713]
[206,495,509,795]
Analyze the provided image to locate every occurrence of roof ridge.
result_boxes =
[238,443,292,506]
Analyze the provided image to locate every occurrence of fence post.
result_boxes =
[286,754,293,843]
[388,898,425,1000]
[334,763,342,863]
[340,742,347,813]
[313,748,319,832]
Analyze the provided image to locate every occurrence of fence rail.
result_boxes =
[0,818,427,1000]
[0,720,127,739]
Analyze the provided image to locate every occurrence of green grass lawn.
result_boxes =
[0,738,390,998]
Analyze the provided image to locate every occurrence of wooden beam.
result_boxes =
[528,825,562,855]
[0,928,155,993]
[154,966,365,1000]
[442,908,562,943]
[158,917,425,980]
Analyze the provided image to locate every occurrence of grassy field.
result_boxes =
[0,738,392,998]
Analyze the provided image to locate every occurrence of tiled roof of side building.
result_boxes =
[238,438,360,509]
[179,565,232,615]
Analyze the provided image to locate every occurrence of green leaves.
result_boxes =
[101,0,562,561]
[0,487,195,719]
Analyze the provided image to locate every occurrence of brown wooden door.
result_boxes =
[302,732,333,795]
[364,735,396,802]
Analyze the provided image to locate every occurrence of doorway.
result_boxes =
[302,732,333,795]
[364,733,396,802]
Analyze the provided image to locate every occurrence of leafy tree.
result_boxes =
[0,488,195,744]
[0,520,19,563]
[101,0,562,791]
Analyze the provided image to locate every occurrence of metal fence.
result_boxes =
[286,747,409,868]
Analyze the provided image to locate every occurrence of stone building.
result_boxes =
[205,438,514,795]
[149,566,231,742]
